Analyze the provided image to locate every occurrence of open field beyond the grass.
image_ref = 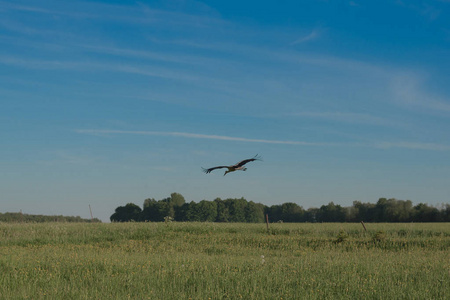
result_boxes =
[1,222,449,299]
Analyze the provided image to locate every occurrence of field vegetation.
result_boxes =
[1,222,449,299]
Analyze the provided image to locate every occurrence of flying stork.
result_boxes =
[202,155,262,176]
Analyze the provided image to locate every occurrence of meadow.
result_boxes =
[0,222,449,299]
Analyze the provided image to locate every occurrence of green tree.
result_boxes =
[305,208,319,222]
[267,205,282,222]
[111,196,450,223]
[413,203,440,222]
[350,201,376,222]
[215,198,230,222]
[318,202,346,222]
[281,202,305,222]
[245,201,265,223]
[169,192,186,207]
[374,198,388,222]
[140,199,174,222]
[110,203,142,222]
[197,200,218,222]
[185,201,200,221]
[156,201,174,220]
[227,198,248,222]
[443,204,450,222]
[143,198,156,209]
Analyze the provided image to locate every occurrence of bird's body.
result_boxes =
[202,155,262,176]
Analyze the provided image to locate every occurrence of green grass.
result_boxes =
[1,222,449,299]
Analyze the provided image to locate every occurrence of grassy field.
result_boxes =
[0,222,449,299]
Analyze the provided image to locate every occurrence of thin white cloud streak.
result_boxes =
[3,0,448,118]
[78,44,204,65]
[0,0,227,28]
[374,142,450,151]
[391,72,450,113]
[0,55,213,83]
[291,29,321,44]
[0,0,438,87]
[291,111,397,126]
[0,1,117,19]
[155,38,394,85]
[0,2,58,14]
[0,18,58,36]
[395,1,442,21]
[75,129,331,146]
[75,129,450,151]
[0,1,396,91]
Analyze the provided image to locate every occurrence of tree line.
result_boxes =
[110,193,450,223]
[0,212,101,223]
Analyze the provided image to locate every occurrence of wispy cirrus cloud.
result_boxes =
[291,111,397,126]
[374,141,450,151]
[0,55,216,83]
[395,1,442,21]
[0,1,61,14]
[0,0,227,37]
[291,28,321,44]
[75,129,331,146]
[391,72,450,113]
[75,129,450,151]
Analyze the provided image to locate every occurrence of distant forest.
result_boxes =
[111,193,450,223]
[0,212,101,223]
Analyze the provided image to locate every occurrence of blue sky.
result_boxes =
[1,0,449,222]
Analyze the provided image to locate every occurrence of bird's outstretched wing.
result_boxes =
[202,166,229,174]
[234,154,262,168]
